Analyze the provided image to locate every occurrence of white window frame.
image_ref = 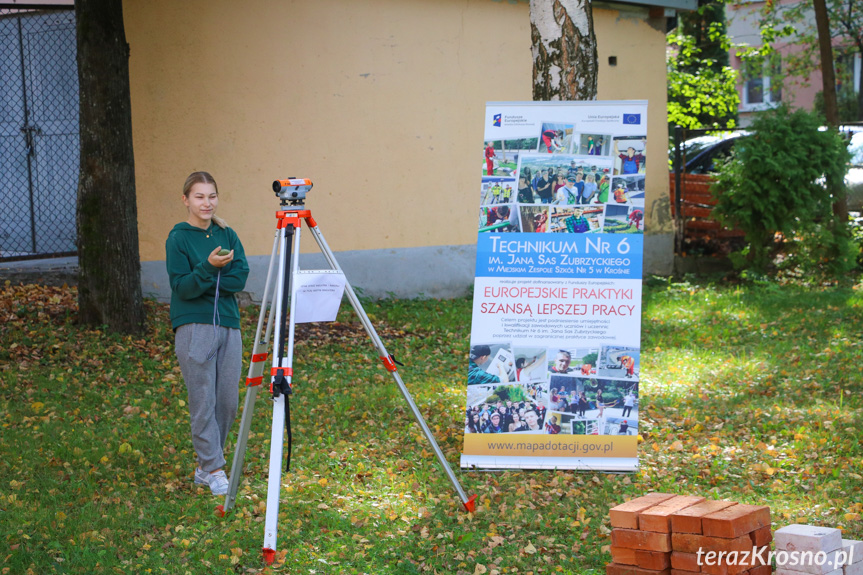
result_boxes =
[741,75,781,111]
[739,51,783,112]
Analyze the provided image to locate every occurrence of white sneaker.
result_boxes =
[195,468,229,496]
[194,467,209,485]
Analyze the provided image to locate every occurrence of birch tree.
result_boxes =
[530,0,598,100]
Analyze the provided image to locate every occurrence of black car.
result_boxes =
[676,131,747,175]
[676,129,863,210]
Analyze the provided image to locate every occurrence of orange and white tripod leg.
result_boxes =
[262,217,302,563]
[220,231,279,516]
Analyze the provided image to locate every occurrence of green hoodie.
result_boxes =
[165,222,250,330]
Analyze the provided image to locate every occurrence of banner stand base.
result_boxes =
[460,455,638,472]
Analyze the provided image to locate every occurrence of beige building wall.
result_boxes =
[126,0,672,298]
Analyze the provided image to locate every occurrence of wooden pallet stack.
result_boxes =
[608,493,772,575]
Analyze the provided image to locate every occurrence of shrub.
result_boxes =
[711,105,853,276]
[487,385,529,404]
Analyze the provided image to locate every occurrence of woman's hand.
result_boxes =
[208,246,234,268]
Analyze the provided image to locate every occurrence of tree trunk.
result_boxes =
[814,0,839,127]
[530,0,598,100]
[75,0,145,334]
[813,0,849,246]
[857,40,863,121]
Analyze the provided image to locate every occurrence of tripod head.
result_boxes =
[273,178,313,207]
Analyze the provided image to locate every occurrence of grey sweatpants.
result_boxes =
[175,323,242,472]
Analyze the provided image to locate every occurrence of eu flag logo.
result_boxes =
[623,114,641,125]
[493,114,502,127]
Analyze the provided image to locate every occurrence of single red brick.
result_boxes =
[671,533,753,554]
[701,505,771,539]
[611,493,679,529]
[612,546,638,566]
[608,562,638,575]
[671,501,739,535]
[702,560,750,575]
[670,551,702,572]
[613,529,673,552]
[748,526,772,548]
[671,571,703,575]
[635,550,672,570]
[640,496,707,533]
[748,566,771,575]
[698,545,770,575]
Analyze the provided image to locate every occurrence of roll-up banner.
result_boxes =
[461,101,647,471]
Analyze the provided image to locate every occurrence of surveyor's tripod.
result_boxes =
[218,186,476,564]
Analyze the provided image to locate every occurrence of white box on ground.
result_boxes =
[775,524,844,554]
[842,540,863,565]
[775,549,845,575]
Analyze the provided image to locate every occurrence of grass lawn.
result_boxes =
[1,278,862,574]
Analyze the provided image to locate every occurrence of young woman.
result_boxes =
[508,413,527,432]
[517,176,534,204]
[595,388,618,418]
[466,413,482,434]
[534,212,548,233]
[582,174,598,204]
[166,171,249,496]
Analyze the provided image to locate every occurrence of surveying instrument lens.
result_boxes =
[273,178,313,203]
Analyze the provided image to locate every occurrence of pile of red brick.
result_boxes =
[608,493,772,575]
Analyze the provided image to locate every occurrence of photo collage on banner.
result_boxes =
[464,102,647,471]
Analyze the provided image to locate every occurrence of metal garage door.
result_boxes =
[0,8,78,260]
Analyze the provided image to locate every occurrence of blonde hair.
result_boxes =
[183,171,227,228]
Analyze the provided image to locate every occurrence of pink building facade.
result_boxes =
[727,0,861,126]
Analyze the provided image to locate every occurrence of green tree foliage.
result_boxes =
[667,0,740,131]
[680,0,730,69]
[712,106,855,275]
[487,385,529,404]
[749,0,863,121]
